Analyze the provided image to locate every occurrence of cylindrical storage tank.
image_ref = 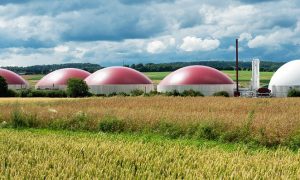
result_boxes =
[35,68,91,90]
[268,60,300,97]
[157,65,234,96]
[85,66,154,95]
[0,68,29,89]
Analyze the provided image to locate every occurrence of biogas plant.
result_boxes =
[0,39,300,98]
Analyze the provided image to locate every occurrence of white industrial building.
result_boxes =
[35,68,91,90]
[85,66,154,95]
[157,65,235,96]
[269,60,300,97]
[0,68,29,90]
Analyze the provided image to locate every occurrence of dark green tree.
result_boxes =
[0,76,8,97]
[67,78,90,97]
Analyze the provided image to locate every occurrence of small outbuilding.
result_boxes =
[85,66,154,95]
[0,68,29,89]
[35,68,91,90]
[157,65,235,96]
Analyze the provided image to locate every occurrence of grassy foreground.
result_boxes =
[1,128,300,179]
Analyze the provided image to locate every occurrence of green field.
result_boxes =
[1,128,300,179]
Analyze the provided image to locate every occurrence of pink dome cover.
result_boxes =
[159,65,234,85]
[85,66,152,85]
[0,68,28,85]
[36,68,91,86]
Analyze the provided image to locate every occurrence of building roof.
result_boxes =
[0,68,28,85]
[36,68,91,87]
[85,66,152,85]
[269,60,300,88]
[159,65,234,86]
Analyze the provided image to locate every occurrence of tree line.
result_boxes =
[128,61,284,72]
[2,63,102,74]
[1,61,284,74]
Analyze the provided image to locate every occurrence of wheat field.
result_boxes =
[0,129,299,179]
[0,97,300,144]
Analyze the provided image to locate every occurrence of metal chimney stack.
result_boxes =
[251,59,260,90]
[235,39,239,96]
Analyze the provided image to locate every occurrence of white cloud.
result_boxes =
[54,45,69,53]
[179,36,220,51]
[239,33,252,41]
[198,5,258,38]
[0,15,63,42]
[248,28,294,48]
[146,40,167,53]
[0,0,300,66]
[169,37,176,46]
[227,45,236,51]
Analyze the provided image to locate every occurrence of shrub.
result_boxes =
[98,116,125,133]
[15,89,67,98]
[130,89,144,96]
[68,111,91,130]
[213,91,230,97]
[287,132,300,150]
[11,108,38,128]
[17,89,32,97]
[221,110,255,143]
[108,92,117,97]
[49,118,69,130]
[165,90,181,96]
[165,90,204,97]
[144,90,160,97]
[29,90,47,97]
[6,89,17,97]
[195,123,221,140]
[67,78,90,97]
[181,89,204,97]
[47,90,67,97]
[221,130,243,142]
[11,108,27,128]
[0,121,8,128]
[287,88,300,97]
[0,76,8,97]
[95,94,107,97]
[118,92,130,97]
[154,121,185,139]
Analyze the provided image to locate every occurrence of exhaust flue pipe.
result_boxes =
[235,39,240,97]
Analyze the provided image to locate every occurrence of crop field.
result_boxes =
[1,97,300,144]
[1,97,299,178]
[1,128,300,179]
[22,70,274,87]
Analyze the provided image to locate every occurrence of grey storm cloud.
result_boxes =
[59,7,168,41]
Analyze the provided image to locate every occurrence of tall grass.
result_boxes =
[0,97,300,147]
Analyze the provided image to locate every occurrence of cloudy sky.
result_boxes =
[0,0,299,67]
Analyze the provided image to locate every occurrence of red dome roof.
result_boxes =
[85,66,152,85]
[0,68,28,85]
[159,65,234,85]
[36,68,91,86]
